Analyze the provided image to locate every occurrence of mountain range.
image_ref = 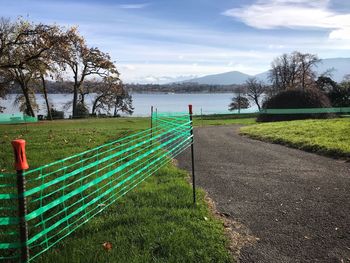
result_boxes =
[180,58,350,85]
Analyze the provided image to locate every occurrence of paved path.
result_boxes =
[177,125,350,263]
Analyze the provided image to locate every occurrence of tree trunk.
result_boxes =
[41,75,52,120]
[114,98,118,116]
[72,84,78,118]
[255,98,261,111]
[92,100,97,115]
[91,95,104,115]
[80,92,85,105]
[21,84,35,117]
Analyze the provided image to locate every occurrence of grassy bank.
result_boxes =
[0,117,232,262]
[240,118,350,158]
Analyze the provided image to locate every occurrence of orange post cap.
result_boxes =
[11,139,29,171]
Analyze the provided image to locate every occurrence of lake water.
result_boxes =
[0,93,258,117]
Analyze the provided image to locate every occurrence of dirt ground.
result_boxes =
[176,125,350,263]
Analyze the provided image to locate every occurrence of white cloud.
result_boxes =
[121,65,137,71]
[138,75,195,84]
[143,76,159,83]
[118,3,149,9]
[223,0,350,40]
[329,28,350,40]
[268,44,285,49]
[4,0,350,83]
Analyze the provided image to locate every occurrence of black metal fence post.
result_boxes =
[11,139,30,263]
[200,107,203,127]
[150,106,153,146]
[188,105,196,206]
[155,108,158,135]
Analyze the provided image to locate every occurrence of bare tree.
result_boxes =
[0,68,12,109]
[269,51,320,93]
[36,33,68,120]
[31,59,63,120]
[58,27,118,117]
[0,18,60,70]
[91,76,134,116]
[14,90,39,114]
[229,86,249,113]
[7,66,37,116]
[245,77,266,110]
[113,88,134,116]
[295,52,319,90]
[269,53,298,92]
[316,76,337,93]
[0,18,65,116]
[0,18,122,118]
[229,96,249,112]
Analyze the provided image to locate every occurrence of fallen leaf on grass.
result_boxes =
[102,242,112,251]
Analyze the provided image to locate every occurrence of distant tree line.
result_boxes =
[0,17,133,119]
[5,81,243,94]
[229,51,350,112]
[125,83,243,93]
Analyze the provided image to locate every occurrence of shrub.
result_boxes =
[75,103,89,118]
[48,108,64,120]
[258,89,332,122]
[228,96,249,111]
[328,81,350,107]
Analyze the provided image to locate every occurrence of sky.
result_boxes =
[0,0,350,83]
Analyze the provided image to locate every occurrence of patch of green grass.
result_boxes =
[240,118,350,158]
[0,115,255,172]
[0,118,149,172]
[193,115,256,127]
[0,117,232,262]
[36,165,231,263]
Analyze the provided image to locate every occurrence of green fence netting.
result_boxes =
[199,107,350,116]
[259,107,350,114]
[0,111,193,262]
[0,114,37,125]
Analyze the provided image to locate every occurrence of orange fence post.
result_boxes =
[12,139,29,262]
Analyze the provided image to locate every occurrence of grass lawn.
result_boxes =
[0,117,232,262]
[193,114,256,127]
[0,118,149,172]
[240,118,350,159]
[0,115,255,172]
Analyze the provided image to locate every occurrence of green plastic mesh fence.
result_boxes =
[0,111,193,262]
[200,107,350,116]
[259,107,350,114]
[0,114,37,125]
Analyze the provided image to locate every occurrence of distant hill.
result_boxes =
[180,57,350,85]
[184,71,251,85]
[316,58,350,82]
